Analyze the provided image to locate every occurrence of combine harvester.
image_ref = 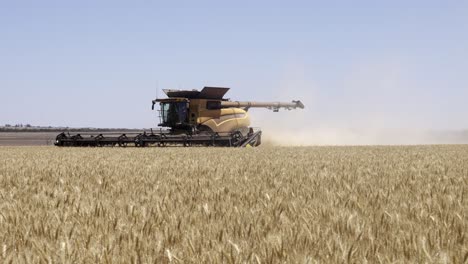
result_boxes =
[55,87,304,147]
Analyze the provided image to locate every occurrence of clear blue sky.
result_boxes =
[1,0,467,130]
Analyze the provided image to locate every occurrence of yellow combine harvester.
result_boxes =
[55,87,304,147]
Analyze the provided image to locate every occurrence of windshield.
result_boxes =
[160,102,188,126]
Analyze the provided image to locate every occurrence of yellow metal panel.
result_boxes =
[198,108,251,133]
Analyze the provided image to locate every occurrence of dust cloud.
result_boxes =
[253,61,468,146]
[260,127,468,146]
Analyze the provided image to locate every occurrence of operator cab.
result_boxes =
[152,98,191,131]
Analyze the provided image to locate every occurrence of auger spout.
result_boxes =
[220,100,304,111]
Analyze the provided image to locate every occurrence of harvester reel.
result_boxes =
[231,131,244,146]
[134,134,146,147]
[118,134,128,147]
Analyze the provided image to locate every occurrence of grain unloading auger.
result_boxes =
[55,87,304,147]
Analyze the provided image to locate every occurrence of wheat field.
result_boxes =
[0,146,467,263]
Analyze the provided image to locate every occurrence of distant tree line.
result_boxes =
[4,123,33,128]
[1,124,144,133]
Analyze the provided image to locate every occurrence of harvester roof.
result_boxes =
[163,86,230,99]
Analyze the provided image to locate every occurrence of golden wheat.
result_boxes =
[0,146,467,263]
